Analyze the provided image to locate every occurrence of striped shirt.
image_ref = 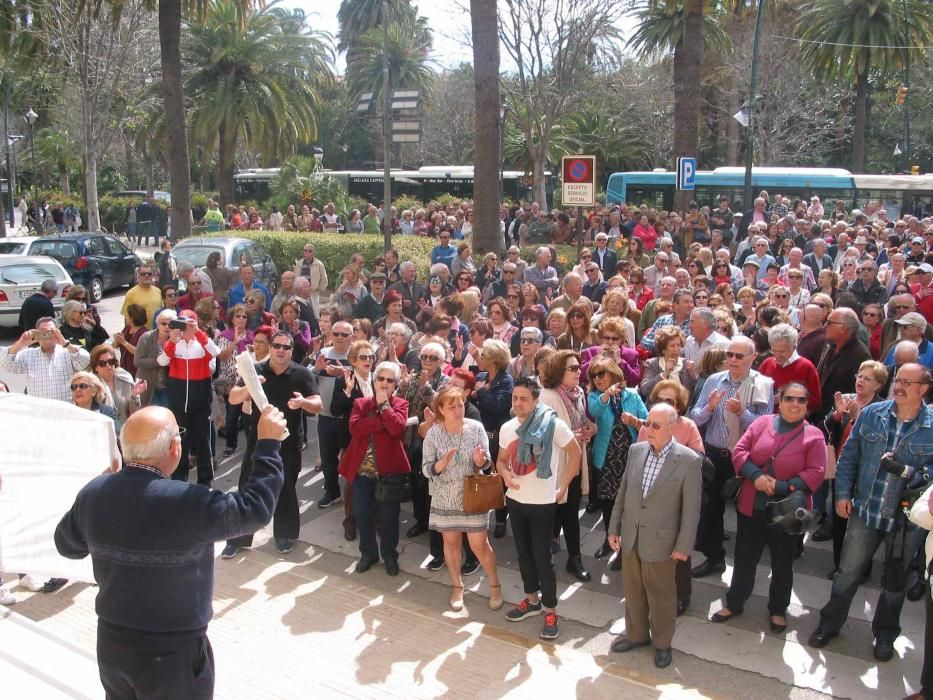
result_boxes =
[643,438,675,496]
[0,344,90,402]
[640,314,691,353]
[689,370,774,449]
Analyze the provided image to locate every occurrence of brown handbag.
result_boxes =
[463,473,506,513]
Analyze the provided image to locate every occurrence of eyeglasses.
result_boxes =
[507,294,519,300]
[772,293,789,299]
[591,369,610,380]
[565,365,581,373]
[725,351,747,359]
[165,293,177,299]
[420,354,441,362]
[781,395,808,405]
[601,335,621,342]
[96,358,117,367]
[332,331,351,338]
[375,376,397,384]
[356,353,375,361]
[694,294,709,300]
[644,420,668,430]
[139,271,153,277]
[568,313,584,319]
[657,397,678,407]
[788,275,802,280]
[814,302,829,309]
[503,270,515,275]
[893,377,929,387]
[581,255,592,259]
[270,342,293,351]
[862,311,879,317]
[843,262,855,267]
[233,313,247,319]
[520,337,539,344]
[246,298,258,304]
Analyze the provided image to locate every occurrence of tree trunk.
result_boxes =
[145,155,154,197]
[852,69,868,172]
[532,154,547,210]
[470,0,501,253]
[59,164,70,195]
[159,0,192,238]
[672,0,704,213]
[125,136,135,190]
[85,147,100,231]
[218,121,237,206]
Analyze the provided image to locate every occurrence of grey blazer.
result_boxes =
[608,440,702,562]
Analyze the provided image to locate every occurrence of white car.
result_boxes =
[0,237,42,256]
[0,254,74,328]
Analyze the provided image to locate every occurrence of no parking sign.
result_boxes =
[562,156,596,207]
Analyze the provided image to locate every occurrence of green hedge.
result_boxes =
[200,230,588,288]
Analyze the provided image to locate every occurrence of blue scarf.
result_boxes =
[515,404,558,479]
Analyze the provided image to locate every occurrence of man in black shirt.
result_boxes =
[18,278,57,330]
[226,330,322,555]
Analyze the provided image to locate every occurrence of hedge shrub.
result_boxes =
[203,230,590,289]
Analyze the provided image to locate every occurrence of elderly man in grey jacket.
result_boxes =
[607,403,702,669]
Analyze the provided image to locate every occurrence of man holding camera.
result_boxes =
[810,362,933,662]
[157,310,220,486]
[0,316,90,401]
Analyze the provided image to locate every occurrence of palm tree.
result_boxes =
[337,0,418,58]
[470,0,500,254]
[628,1,730,162]
[183,0,334,204]
[795,0,933,172]
[344,17,434,99]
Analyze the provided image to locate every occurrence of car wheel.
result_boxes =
[90,277,104,303]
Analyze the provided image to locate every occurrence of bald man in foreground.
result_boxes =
[54,404,287,699]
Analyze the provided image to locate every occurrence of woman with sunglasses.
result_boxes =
[475,252,500,293]
[587,355,648,571]
[89,344,144,431]
[244,290,276,331]
[860,303,885,360]
[591,290,637,348]
[69,370,117,423]
[711,260,733,290]
[215,304,254,456]
[639,325,696,400]
[487,297,517,345]
[278,299,312,366]
[556,302,596,353]
[572,248,594,278]
[710,382,825,634]
[540,350,595,582]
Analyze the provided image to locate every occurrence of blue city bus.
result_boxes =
[606,167,933,219]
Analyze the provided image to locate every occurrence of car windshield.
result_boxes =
[0,262,66,284]
[32,241,78,259]
[173,245,224,267]
[0,242,27,254]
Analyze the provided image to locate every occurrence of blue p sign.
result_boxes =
[677,157,697,191]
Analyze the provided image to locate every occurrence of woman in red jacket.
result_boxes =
[709,382,826,634]
[338,361,411,576]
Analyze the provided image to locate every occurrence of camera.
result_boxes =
[169,319,188,331]
[32,329,52,341]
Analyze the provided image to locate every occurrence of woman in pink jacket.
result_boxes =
[709,381,825,634]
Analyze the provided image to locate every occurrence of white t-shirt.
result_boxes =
[499,414,575,505]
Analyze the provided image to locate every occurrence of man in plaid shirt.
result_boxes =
[810,362,933,663]
[0,316,89,402]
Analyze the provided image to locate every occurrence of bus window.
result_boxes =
[626,187,671,210]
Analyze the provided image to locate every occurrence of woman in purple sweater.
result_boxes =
[709,381,826,634]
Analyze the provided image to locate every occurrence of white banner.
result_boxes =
[0,393,120,583]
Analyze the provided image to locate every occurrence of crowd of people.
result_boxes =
[4,190,933,695]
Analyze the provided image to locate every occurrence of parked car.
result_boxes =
[172,237,278,294]
[0,254,73,328]
[29,232,142,303]
[0,237,42,256]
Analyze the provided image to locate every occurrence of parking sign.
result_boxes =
[562,156,596,207]
[676,157,697,191]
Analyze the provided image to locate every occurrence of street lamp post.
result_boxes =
[742,0,766,214]
[381,0,392,253]
[25,107,38,208]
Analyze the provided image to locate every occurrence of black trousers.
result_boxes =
[554,473,583,558]
[317,415,342,497]
[228,419,259,548]
[726,510,796,615]
[168,378,214,486]
[97,622,213,700]
[696,445,732,563]
[509,497,558,609]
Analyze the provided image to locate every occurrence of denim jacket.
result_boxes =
[836,400,933,532]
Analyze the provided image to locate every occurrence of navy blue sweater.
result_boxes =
[54,439,284,633]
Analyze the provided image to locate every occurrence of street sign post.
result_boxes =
[676,156,697,191]
[562,156,596,207]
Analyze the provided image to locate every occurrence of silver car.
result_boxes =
[0,254,74,328]
[171,237,278,293]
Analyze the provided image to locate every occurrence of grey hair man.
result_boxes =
[684,307,730,364]
[18,278,59,330]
